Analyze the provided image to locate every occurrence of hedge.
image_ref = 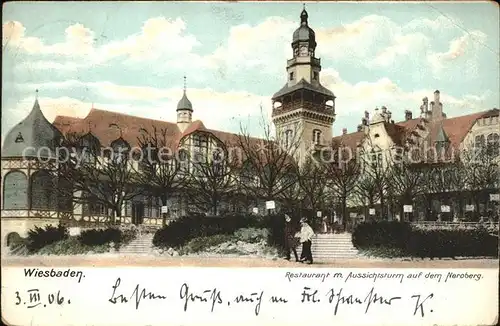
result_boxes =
[353,221,498,258]
[78,228,122,246]
[153,214,293,250]
[26,224,69,253]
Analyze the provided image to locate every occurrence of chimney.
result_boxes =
[387,110,392,122]
[364,110,370,120]
[342,128,348,135]
[381,106,387,114]
[431,90,443,121]
[434,90,440,103]
[362,117,368,126]
[357,124,363,132]
[405,110,413,121]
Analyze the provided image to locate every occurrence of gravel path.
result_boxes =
[2,254,498,268]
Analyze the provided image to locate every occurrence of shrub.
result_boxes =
[353,221,498,258]
[26,224,69,253]
[352,221,412,250]
[78,228,122,246]
[153,214,265,248]
[37,237,110,255]
[234,228,269,243]
[181,234,233,254]
[152,213,292,250]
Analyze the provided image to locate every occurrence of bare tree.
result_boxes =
[461,144,499,219]
[135,126,188,225]
[187,146,237,216]
[57,132,142,223]
[324,145,360,227]
[236,106,301,212]
[296,154,329,217]
[388,156,427,221]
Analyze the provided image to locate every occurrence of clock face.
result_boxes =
[299,46,308,56]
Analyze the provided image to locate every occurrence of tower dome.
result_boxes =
[176,76,193,112]
[2,94,63,158]
[292,8,316,48]
[176,91,193,112]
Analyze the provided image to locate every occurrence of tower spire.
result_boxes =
[301,4,308,25]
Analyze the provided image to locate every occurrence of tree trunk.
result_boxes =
[341,195,347,232]
[161,194,168,227]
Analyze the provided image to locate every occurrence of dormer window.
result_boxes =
[312,129,321,145]
[15,132,24,143]
[289,72,294,81]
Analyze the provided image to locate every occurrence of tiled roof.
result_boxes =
[272,78,335,99]
[53,109,265,161]
[332,131,364,151]
[53,108,180,148]
[332,109,496,150]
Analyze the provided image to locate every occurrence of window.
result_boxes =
[374,133,380,138]
[313,129,322,145]
[178,149,189,173]
[110,138,130,164]
[285,129,293,148]
[289,72,294,81]
[475,135,485,148]
[3,171,28,209]
[15,132,24,143]
[487,133,499,156]
[313,71,318,81]
[86,202,107,216]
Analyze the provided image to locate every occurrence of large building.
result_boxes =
[1,8,499,245]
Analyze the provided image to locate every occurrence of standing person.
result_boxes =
[322,216,328,233]
[299,218,315,264]
[283,214,299,262]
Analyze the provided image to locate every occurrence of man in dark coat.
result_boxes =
[284,214,299,261]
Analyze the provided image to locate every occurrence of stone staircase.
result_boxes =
[118,233,154,254]
[8,243,29,256]
[299,233,359,260]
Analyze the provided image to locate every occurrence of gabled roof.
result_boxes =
[272,78,335,100]
[332,131,364,151]
[333,109,496,151]
[53,108,180,148]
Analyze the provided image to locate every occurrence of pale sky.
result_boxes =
[2,1,499,140]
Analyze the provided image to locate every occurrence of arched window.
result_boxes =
[79,132,101,164]
[487,133,499,156]
[312,129,322,145]
[192,133,209,162]
[475,135,485,148]
[110,138,130,164]
[31,170,56,210]
[178,149,190,173]
[3,171,28,209]
[57,177,73,212]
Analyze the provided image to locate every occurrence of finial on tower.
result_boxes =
[300,4,308,25]
[183,76,187,93]
[35,89,39,100]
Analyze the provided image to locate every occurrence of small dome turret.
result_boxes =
[176,76,193,112]
[176,91,193,112]
[2,93,63,158]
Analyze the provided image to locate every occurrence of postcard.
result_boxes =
[1,1,499,325]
